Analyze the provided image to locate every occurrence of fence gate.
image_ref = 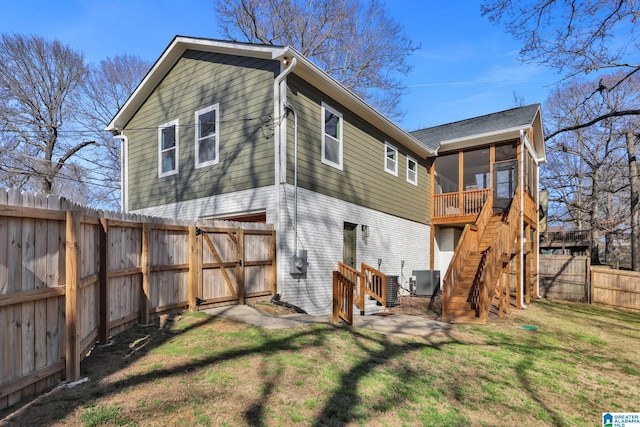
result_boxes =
[538,255,590,302]
[195,227,276,309]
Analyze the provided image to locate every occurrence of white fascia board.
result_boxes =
[532,107,547,164]
[106,37,286,132]
[437,126,526,152]
[282,47,436,159]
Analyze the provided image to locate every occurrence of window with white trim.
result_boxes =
[158,119,179,177]
[321,102,343,170]
[384,142,398,176]
[407,156,418,185]
[195,104,219,168]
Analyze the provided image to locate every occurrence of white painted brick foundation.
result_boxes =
[130,187,275,222]
[132,184,431,316]
[278,184,430,316]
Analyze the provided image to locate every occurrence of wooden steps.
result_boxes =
[443,214,504,324]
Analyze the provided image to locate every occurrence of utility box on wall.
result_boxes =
[411,270,440,297]
[290,250,308,276]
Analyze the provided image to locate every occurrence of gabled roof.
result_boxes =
[411,104,546,162]
[106,36,436,158]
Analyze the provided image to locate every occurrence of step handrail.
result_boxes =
[477,185,522,321]
[361,263,387,308]
[441,195,493,318]
[338,262,364,314]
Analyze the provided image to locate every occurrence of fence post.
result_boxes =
[587,257,592,304]
[140,222,151,324]
[98,218,109,344]
[188,226,199,311]
[65,210,81,382]
[236,229,245,305]
[270,230,277,295]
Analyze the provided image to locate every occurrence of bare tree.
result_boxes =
[80,55,151,209]
[543,76,629,264]
[482,0,640,270]
[214,0,418,119]
[0,33,93,195]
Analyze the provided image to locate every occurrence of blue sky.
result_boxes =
[0,0,558,131]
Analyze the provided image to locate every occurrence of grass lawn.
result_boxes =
[1,299,639,426]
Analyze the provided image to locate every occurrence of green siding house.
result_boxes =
[107,36,546,320]
[107,37,436,316]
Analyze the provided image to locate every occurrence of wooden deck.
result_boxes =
[433,189,491,224]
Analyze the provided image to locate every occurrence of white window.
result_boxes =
[321,102,343,170]
[158,119,179,177]
[195,104,219,168]
[384,142,398,176]
[407,156,418,185]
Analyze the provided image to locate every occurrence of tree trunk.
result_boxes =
[590,168,601,265]
[626,131,640,271]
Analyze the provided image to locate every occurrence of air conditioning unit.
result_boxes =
[386,275,399,307]
[411,270,440,297]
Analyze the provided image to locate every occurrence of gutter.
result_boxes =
[284,102,299,261]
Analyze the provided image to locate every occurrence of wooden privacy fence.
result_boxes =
[591,267,640,312]
[0,189,276,411]
[539,255,590,302]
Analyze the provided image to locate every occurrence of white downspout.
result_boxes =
[535,158,541,299]
[273,57,297,293]
[284,102,299,257]
[114,134,128,212]
[519,130,527,309]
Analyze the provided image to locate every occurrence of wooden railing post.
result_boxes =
[65,210,80,382]
[140,222,151,325]
[332,271,339,324]
[98,218,109,344]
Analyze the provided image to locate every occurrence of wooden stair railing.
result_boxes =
[441,200,488,322]
[332,270,355,325]
[443,185,522,323]
[361,263,387,308]
[338,262,364,315]
[475,185,522,322]
[333,262,387,324]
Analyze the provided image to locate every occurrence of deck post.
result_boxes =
[525,223,531,305]
[516,230,522,309]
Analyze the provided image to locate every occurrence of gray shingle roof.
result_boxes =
[410,104,541,151]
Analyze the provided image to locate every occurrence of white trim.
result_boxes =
[522,133,541,165]
[321,102,343,170]
[194,103,220,168]
[158,119,179,177]
[406,156,418,186]
[384,142,398,176]
[440,125,526,146]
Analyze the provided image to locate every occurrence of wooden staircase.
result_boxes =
[445,216,503,324]
[442,187,521,324]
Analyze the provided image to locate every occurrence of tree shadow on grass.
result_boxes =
[0,312,458,427]
[311,326,460,426]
